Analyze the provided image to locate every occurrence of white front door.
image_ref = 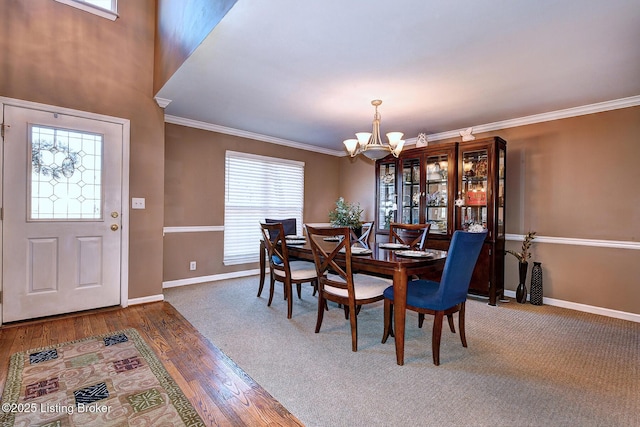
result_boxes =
[2,104,124,323]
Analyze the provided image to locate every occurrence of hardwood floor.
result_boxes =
[0,302,304,427]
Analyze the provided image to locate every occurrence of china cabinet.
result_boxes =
[375,142,457,241]
[375,158,397,231]
[375,136,506,305]
[456,137,506,305]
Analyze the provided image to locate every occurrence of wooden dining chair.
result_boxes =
[260,222,317,319]
[352,221,374,248]
[306,225,391,352]
[258,217,299,297]
[389,222,431,250]
[382,230,487,365]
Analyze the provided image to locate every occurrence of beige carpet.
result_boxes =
[165,276,639,427]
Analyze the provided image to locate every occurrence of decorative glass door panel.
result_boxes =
[29,125,103,220]
[425,154,449,234]
[461,149,488,230]
[401,158,421,224]
[497,146,506,237]
[377,161,397,230]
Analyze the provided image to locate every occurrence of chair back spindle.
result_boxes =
[389,222,431,250]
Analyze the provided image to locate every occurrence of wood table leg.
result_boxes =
[258,240,266,297]
[393,266,408,365]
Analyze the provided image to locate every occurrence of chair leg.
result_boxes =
[459,302,467,347]
[343,305,349,320]
[432,311,444,366]
[285,280,293,319]
[447,314,456,333]
[418,313,424,328]
[267,276,276,307]
[296,283,302,299]
[382,299,394,343]
[349,302,358,352]
[315,294,325,333]
[257,273,265,298]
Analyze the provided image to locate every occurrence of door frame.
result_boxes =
[0,96,130,326]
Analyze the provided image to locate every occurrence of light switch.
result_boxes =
[132,197,145,209]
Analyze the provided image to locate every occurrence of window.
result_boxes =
[54,0,118,21]
[29,125,103,220]
[224,151,304,265]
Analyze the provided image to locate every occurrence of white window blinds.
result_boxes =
[224,151,304,265]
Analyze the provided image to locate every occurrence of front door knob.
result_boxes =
[111,224,119,231]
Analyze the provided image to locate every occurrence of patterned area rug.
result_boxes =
[0,328,204,427]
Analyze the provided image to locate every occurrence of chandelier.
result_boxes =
[343,99,405,160]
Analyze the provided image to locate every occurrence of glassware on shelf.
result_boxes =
[378,162,396,230]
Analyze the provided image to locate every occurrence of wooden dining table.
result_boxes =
[259,238,447,365]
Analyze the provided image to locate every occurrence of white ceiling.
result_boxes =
[156,0,640,155]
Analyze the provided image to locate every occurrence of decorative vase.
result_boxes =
[515,261,528,303]
[351,226,363,238]
[530,262,543,305]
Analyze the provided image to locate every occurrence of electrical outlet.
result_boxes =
[131,197,145,209]
[189,261,196,271]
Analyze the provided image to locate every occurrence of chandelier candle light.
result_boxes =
[343,99,405,160]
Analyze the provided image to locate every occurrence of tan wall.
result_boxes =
[163,124,341,280]
[164,107,639,315]
[1,0,165,299]
[345,107,640,314]
[497,106,640,314]
[338,155,377,224]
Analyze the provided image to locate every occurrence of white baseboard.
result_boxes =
[162,269,263,288]
[128,294,164,305]
[502,290,640,323]
[161,271,640,323]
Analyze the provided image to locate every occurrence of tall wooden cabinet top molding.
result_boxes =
[375,136,507,305]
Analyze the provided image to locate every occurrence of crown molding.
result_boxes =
[164,96,640,155]
[424,95,640,143]
[164,115,344,157]
[154,97,172,108]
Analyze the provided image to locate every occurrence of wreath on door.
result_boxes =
[31,140,80,179]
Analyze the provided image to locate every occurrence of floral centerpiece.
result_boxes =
[329,197,363,229]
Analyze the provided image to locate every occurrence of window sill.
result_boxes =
[54,0,118,21]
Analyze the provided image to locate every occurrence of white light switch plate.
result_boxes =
[132,197,145,209]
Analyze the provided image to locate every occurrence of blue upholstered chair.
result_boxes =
[265,218,297,238]
[381,230,487,365]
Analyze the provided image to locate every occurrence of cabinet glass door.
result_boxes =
[425,154,449,234]
[378,161,397,230]
[461,149,488,230]
[401,158,421,224]
[497,146,505,237]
